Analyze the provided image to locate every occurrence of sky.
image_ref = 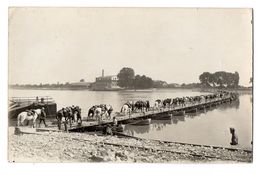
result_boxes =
[8,8,253,86]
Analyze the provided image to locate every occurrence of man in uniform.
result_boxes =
[56,108,64,130]
[39,107,48,127]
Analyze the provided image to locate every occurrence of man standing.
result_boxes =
[39,107,48,127]
[56,108,64,130]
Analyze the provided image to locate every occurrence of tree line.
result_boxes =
[199,71,239,88]
[118,68,242,90]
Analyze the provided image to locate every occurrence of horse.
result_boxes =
[74,110,82,124]
[154,99,162,110]
[56,109,67,130]
[17,110,39,128]
[94,106,103,121]
[66,107,75,126]
[134,101,143,112]
[33,109,42,116]
[120,104,131,115]
[88,106,97,119]
[105,104,113,119]
[162,98,172,108]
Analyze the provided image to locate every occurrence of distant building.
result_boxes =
[70,82,91,89]
[92,69,121,91]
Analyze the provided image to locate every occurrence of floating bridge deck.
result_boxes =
[66,96,235,131]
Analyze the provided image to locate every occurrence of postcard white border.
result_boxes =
[1,1,258,175]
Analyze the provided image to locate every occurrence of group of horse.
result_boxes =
[56,106,82,127]
[120,100,150,115]
[154,91,234,110]
[87,104,113,121]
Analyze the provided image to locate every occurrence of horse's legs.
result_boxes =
[69,117,72,127]
[33,119,36,128]
[38,119,42,128]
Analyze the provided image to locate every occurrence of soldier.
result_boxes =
[39,107,48,127]
[112,116,118,126]
[230,127,238,145]
[56,108,64,130]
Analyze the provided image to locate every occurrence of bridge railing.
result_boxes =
[9,96,55,105]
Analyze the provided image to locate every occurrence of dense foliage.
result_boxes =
[134,75,153,89]
[117,68,154,89]
[199,71,239,88]
[117,67,135,89]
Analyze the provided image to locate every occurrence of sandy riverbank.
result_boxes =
[8,127,252,163]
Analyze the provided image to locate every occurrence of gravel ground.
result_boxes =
[8,127,252,163]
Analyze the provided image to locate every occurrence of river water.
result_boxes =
[9,88,252,149]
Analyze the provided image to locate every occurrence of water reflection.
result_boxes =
[123,96,252,149]
[124,124,150,135]
[218,99,240,111]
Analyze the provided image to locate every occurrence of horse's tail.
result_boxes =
[17,114,21,126]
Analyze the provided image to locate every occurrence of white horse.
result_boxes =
[120,104,131,115]
[154,101,162,111]
[34,109,42,116]
[17,110,39,128]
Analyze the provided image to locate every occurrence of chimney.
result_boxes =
[102,69,104,77]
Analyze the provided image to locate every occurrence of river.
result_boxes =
[9,88,252,149]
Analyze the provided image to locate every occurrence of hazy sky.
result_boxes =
[9,8,252,86]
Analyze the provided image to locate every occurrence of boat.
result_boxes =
[184,108,198,113]
[130,118,151,125]
[9,96,57,120]
[152,113,172,120]
[85,124,125,133]
[171,110,185,116]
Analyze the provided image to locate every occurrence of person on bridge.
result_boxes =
[38,107,48,127]
[112,116,118,126]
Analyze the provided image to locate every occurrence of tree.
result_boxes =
[199,71,240,88]
[234,71,239,87]
[117,67,135,88]
[133,74,153,89]
[199,72,212,87]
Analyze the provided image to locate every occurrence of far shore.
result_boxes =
[9,86,252,94]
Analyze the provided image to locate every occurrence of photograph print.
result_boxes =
[8,7,253,163]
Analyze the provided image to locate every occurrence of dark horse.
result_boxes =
[134,100,150,112]
[162,98,172,108]
[88,105,97,118]
[74,106,82,124]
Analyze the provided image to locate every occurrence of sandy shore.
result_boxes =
[8,127,252,163]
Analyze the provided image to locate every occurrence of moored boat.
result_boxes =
[171,110,185,116]
[130,118,151,125]
[152,113,172,120]
[185,108,198,113]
